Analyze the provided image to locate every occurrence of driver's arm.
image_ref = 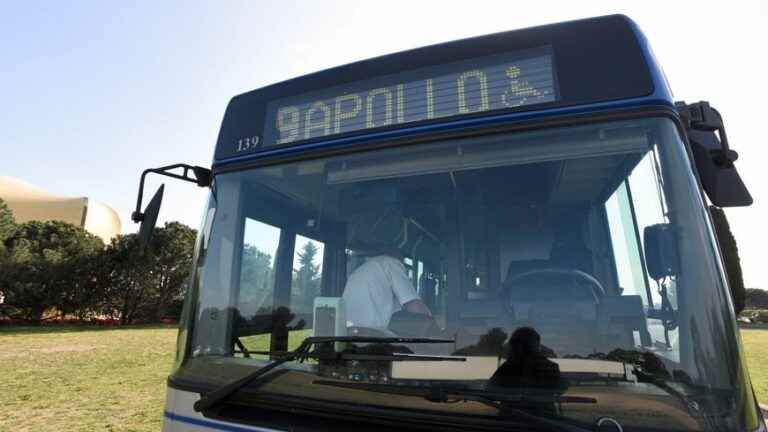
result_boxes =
[404,298,432,316]
[386,257,432,317]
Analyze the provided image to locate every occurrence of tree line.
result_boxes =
[0,198,196,325]
[709,206,747,315]
[746,288,768,310]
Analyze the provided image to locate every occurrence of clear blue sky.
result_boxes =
[1,1,766,286]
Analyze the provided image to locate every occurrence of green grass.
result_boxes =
[239,329,313,358]
[0,325,766,431]
[0,325,177,432]
[742,328,768,404]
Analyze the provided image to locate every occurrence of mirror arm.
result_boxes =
[131,163,211,223]
[675,101,738,166]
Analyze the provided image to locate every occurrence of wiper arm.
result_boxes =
[628,366,719,430]
[193,336,455,413]
[313,380,596,432]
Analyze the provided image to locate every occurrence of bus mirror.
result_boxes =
[138,184,164,250]
[643,223,678,280]
[131,163,211,224]
[689,135,752,207]
[676,101,753,207]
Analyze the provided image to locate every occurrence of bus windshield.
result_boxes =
[182,117,747,431]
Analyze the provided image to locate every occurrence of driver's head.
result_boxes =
[509,326,541,357]
[348,207,405,257]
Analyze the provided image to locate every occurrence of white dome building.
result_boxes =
[0,176,121,243]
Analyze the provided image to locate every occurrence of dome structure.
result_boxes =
[0,176,121,243]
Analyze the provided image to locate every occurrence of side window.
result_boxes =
[237,222,325,356]
[627,150,673,309]
[238,218,281,320]
[605,150,677,348]
[605,182,648,304]
[291,235,325,321]
[606,151,670,308]
[235,218,282,357]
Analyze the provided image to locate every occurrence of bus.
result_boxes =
[132,15,761,432]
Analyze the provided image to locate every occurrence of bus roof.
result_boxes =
[213,14,673,166]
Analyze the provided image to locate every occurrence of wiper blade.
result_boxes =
[629,367,719,430]
[313,380,596,432]
[193,336,455,413]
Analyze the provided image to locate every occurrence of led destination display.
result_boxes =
[263,48,557,147]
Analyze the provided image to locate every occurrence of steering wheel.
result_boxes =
[505,267,605,303]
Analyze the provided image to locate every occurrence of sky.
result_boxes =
[1,0,766,286]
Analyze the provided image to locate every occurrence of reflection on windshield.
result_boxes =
[489,327,563,389]
[184,118,754,431]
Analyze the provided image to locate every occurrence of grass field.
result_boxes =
[742,328,768,405]
[0,326,766,431]
[0,326,176,432]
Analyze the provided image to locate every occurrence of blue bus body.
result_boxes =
[211,15,670,168]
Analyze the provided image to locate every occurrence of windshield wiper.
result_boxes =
[628,365,722,431]
[313,380,596,432]
[193,335,456,413]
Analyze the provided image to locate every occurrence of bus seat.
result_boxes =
[506,270,602,356]
[549,234,593,273]
[597,295,651,349]
[548,214,594,273]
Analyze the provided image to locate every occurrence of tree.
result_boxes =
[0,220,103,323]
[99,234,146,324]
[241,245,274,293]
[0,198,15,262]
[146,222,196,321]
[0,198,14,242]
[746,288,768,309]
[58,247,106,320]
[709,206,746,315]
[99,222,197,324]
[239,245,274,316]
[295,241,320,308]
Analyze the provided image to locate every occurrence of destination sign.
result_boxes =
[262,48,557,147]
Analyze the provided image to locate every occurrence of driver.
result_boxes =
[342,247,432,330]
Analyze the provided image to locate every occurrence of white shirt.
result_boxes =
[342,255,419,330]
